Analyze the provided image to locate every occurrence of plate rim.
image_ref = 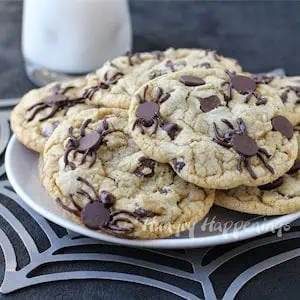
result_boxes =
[5,135,300,249]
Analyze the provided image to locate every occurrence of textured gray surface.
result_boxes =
[0,1,300,299]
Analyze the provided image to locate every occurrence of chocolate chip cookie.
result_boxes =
[42,108,214,239]
[11,78,95,152]
[128,68,298,189]
[255,75,300,126]
[84,48,242,109]
[215,161,300,215]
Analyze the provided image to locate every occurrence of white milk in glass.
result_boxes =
[22,0,132,80]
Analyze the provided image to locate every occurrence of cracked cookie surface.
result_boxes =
[11,78,95,153]
[85,48,242,109]
[42,108,214,239]
[128,68,298,189]
[215,161,300,215]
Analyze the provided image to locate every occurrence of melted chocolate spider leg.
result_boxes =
[39,105,59,121]
[213,123,231,147]
[77,177,98,199]
[64,147,76,168]
[160,93,171,104]
[150,119,159,136]
[80,150,89,165]
[77,189,94,202]
[244,92,253,103]
[154,87,163,103]
[68,127,77,140]
[27,104,48,122]
[27,102,46,111]
[143,85,149,100]
[80,119,92,137]
[245,157,257,179]
[237,156,245,173]
[69,194,83,211]
[221,119,235,129]
[236,118,247,134]
[229,83,233,100]
[89,151,97,168]
[258,147,272,159]
[56,198,80,217]
[257,152,275,174]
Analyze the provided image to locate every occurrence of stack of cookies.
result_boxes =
[11,48,300,239]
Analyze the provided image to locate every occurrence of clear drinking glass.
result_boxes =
[22,0,132,86]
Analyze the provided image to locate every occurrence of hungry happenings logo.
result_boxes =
[141,215,291,239]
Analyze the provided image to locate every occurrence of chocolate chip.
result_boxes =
[161,121,180,140]
[77,132,101,152]
[232,135,258,157]
[173,159,185,172]
[287,162,300,174]
[231,75,257,94]
[134,157,156,178]
[135,102,159,127]
[81,202,110,229]
[160,187,171,194]
[199,95,221,112]
[258,176,284,191]
[271,116,293,139]
[179,75,205,87]
[134,208,157,218]
[99,191,116,208]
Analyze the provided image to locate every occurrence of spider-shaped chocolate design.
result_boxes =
[56,177,159,233]
[213,118,274,179]
[133,86,179,139]
[222,71,267,105]
[27,84,85,122]
[64,118,112,169]
[279,86,300,103]
[82,69,124,100]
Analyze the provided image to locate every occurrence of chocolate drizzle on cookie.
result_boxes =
[271,115,294,139]
[27,85,85,122]
[213,118,274,179]
[222,71,267,105]
[56,177,157,234]
[258,176,284,191]
[134,157,157,178]
[64,118,112,169]
[133,86,180,139]
[199,95,221,112]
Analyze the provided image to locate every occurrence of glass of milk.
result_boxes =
[22,0,132,86]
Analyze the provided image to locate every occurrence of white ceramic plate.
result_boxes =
[5,136,300,249]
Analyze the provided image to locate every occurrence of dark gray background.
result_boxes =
[0,1,300,299]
